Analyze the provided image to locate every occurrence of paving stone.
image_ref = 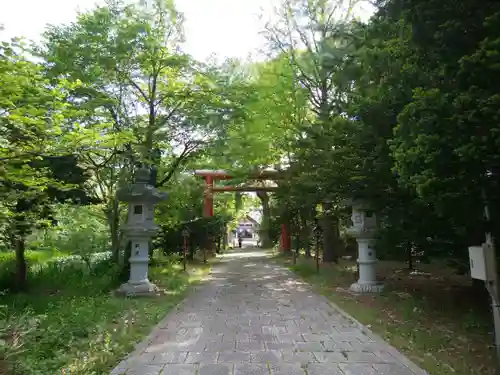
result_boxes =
[249,350,282,363]
[234,363,270,375]
[330,333,367,342]
[262,325,287,335]
[276,333,304,343]
[237,340,266,351]
[252,333,278,343]
[161,364,198,375]
[109,365,128,375]
[145,339,206,353]
[312,351,346,362]
[205,340,236,352]
[264,341,294,350]
[294,341,325,352]
[281,319,299,327]
[218,350,251,362]
[372,351,399,363]
[373,363,416,375]
[321,341,354,351]
[269,363,307,375]
[306,363,344,375]
[345,351,380,362]
[337,326,364,334]
[309,322,334,333]
[351,342,391,351]
[148,331,178,344]
[184,351,218,364]
[281,350,317,364]
[356,334,378,343]
[124,353,155,366]
[150,351,188,365]
[225,332,251,342]
[124,364,164,375]
[301,334,333,342]
[205,329,224,338]
[284,324,304,334]
[339,363,378,375]
[198,363,233,375]
[109,247,427,375]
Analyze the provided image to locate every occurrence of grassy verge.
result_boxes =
[275,253,496,375]
[1,253,212,375]
[0,250,69,264]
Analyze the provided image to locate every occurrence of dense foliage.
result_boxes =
[1,0,499,373]
[230,0,500,270]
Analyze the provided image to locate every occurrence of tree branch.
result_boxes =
[155,141,200,187]
[127,77,149,103]
[0,152,44,162]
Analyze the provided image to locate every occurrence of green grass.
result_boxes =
[276,253,496,375]
[0,249,69,264]
[0,253,211,375]
[0,250,72,292]
[0,249,67,261]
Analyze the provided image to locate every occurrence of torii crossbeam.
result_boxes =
[193,169,291,252]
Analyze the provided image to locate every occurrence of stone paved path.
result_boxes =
[111,248,428,375]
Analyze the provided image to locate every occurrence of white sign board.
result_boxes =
[469,243,496,281]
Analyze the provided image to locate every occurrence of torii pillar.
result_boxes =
[203,175,214,217]
[202,175,215,256]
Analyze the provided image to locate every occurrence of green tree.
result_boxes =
[41,0,234,262]
[0,39,97,290]
[263,0,364,260]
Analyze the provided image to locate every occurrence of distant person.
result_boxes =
[237,231,243,248]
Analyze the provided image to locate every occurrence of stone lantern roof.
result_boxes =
[342,198,372,210]
[116,167,168,203]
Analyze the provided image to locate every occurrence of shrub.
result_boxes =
[0,305,41,373]
[31,204,109,256]
[0,204,110,291]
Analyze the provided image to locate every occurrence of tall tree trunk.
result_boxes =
[12,205,30,292]
[14,233,27,292]
[222,224,228,252]
[106,197,121,264]
[257,191,273,248]
[300,213,311,258]
[216,235,222,254]
[322,201,340,263]
[294,217,301,256]
[407,242,414,271]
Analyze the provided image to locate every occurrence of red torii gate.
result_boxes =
[193,169,291,252]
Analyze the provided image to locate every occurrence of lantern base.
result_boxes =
[115,280,161,297]
[349,282,384,294]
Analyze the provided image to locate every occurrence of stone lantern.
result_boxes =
[346,199,384,293]
[116,166,168,296]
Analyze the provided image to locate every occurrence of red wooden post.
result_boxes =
[203,176,214,217]
[280,223,291,252]
[202,176,215,259]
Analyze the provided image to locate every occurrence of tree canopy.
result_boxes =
[2,0,500,373]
